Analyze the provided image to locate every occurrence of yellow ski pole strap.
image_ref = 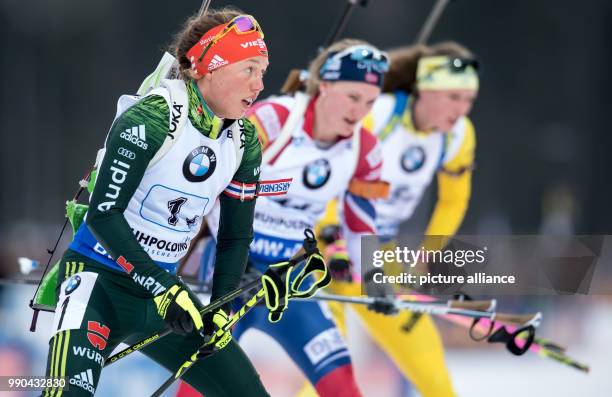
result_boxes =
[290,253,331,299]
[261,251,330,323]
[262,261,293,323]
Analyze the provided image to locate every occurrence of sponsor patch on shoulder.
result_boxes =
[224,178,292,201]
[257,178,292,197]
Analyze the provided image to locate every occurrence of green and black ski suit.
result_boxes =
[42,79,269,397]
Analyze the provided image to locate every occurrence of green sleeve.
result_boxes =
[86,95,177,295]
[211,119,262,301]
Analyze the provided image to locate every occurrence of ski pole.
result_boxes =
[415,0,453,44]
[109,229,320,368]
[301,292,538,326]
[104,273,261,367]
[150,283,271,397]
[149,237,322,397]
[464,311,588,369]
[300,292,497,312]
[323,0,368,50]
[281,0,369,94]
[414,293,589,370]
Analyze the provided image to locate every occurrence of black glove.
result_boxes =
[198,307,232,357]
[368,296,399,315]
[363,268,399,315]
[319,224,342,245]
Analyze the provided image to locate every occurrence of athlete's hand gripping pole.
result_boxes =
[149,229,328,397]
[153,280,205,335]
[105,268,272,367]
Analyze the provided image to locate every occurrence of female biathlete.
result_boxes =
[177,39,390,397]
[41,8,273,397]
[305,41,480,397]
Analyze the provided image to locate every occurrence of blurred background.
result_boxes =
[0,0,611,396]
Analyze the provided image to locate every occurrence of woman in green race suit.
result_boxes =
[42,8,271,397]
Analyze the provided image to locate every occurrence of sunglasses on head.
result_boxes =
[197,15,264,62]
[447,57,479,73]
[423,57,480,77]
[332,45,390,73]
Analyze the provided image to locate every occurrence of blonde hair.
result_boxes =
[382,41,474,93]
[170,7,245,79]
[305,38,372,96]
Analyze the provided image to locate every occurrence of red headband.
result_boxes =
[186,21,268,75]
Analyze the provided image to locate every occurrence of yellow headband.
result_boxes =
[416,55,479,91]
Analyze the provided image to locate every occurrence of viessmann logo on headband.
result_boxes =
[240,38,266,50]
[187,15,267,75]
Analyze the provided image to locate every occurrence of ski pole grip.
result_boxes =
[449,300,495,311]
[495,313,539,326]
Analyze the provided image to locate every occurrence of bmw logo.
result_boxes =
[183,146,217,182]
[303,159,331,189]
[64,275,81,295]
[400,146,426,173]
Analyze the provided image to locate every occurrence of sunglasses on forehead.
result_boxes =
[197,15,264,63]
[330,45,390,73]
[448,57,479,72]
[425,57,480,76]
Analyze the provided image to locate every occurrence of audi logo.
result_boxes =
[117,147,135,160]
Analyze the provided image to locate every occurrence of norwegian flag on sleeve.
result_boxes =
[224,180,257,201]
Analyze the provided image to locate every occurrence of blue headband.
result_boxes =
[319,45,390,87]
